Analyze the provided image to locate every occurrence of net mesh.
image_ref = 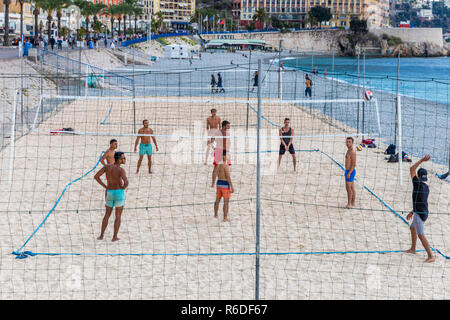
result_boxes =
[0,47,449,299]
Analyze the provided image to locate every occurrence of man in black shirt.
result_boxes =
[404,154,435,263]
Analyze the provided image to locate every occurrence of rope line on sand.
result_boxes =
[11,149,449,260]
[248,103,281,128]
[13,249,426,259]
[12,152,104,259]
[99,103,114,125]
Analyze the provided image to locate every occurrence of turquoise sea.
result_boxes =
[283,56,450,105]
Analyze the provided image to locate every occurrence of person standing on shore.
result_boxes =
[217,73,225,93]
[211,74,217,94]
[251,71,259,92]
[404,155,435,263]
[50,36,55,50]
[305,74,312,98]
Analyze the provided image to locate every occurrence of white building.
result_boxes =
[365,0,390,28]
[419,8,433,19]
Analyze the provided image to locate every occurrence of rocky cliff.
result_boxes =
[202,29,449,57]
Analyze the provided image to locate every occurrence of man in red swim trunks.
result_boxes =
[213,152,234,222]
[211,120,231,187]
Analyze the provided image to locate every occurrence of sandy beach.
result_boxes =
[0,88,448,299]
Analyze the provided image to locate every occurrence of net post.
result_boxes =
[40,48,44,123]
[294,46,298,101]
[20,40,24,134]
[397,95,403,186]
[78,44,82,96]
[132,47,136,133]
[246,49,252,132]
[85,64,89,98]
[395,51,402,185]
[278,39,282,99]
[255,59,262,300]
[356,47,360,138]
[362,49,366,141]
[56,51,59,95]
[9,90,19,185]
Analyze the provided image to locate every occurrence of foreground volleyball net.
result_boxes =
[0,55,449,300]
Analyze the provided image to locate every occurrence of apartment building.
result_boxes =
[142,0,195,28]
[239,0,376,28]
[0,0,34,35]
[365,0,390,28]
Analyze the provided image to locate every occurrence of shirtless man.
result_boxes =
[205,109,222,165]
[100,139,118,166]
[211,120,231,187]
[94,152,129,242]
[134,120,159,174]
[213,152,234,222]
[344,137,357,208]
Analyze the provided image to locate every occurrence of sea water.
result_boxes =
[283,56,450,105]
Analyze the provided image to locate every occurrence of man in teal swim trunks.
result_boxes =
[94,152,129,242]
[134,119,159,174]
[345,137,357,209]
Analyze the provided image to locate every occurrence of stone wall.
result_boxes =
[370,28,443,47]
[202,28,445,56]
[202,30,347,53]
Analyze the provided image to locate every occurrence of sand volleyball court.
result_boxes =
[0,95,448,299]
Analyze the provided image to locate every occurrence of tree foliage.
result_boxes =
[308,6,332,27]
[350,19,368,34]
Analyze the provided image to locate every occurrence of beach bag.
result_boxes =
[385,144,396,155]
[362,138,375,145]
[387,154,398,163]
[367,142,377,148]
[388,152,409,163]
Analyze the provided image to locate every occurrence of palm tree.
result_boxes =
[32,3,40,41]
[35,0,60,41]
[106,4,121,38]
[3,0,12,46]
[74,0,98,41]
[17,0,25,41]
[91,2,107,38]
[253,8,268,30]
[56,0,73,37]
[154,11,164,33]
[132,3,143,35]
[116,3,125,37]
[121,0,135,38]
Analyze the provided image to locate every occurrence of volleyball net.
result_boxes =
[0,51,449,300]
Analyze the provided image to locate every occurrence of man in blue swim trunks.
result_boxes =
[345,137,357,208]
[134,119,159,174]
[94,152,129,242]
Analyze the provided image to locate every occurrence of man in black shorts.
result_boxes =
[278,118,296,171]
[404,154,435,263]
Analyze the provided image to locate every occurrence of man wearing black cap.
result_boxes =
[404,154,435,263]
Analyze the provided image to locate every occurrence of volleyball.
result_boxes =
[363,90,373,101]
[356,144,363,151]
